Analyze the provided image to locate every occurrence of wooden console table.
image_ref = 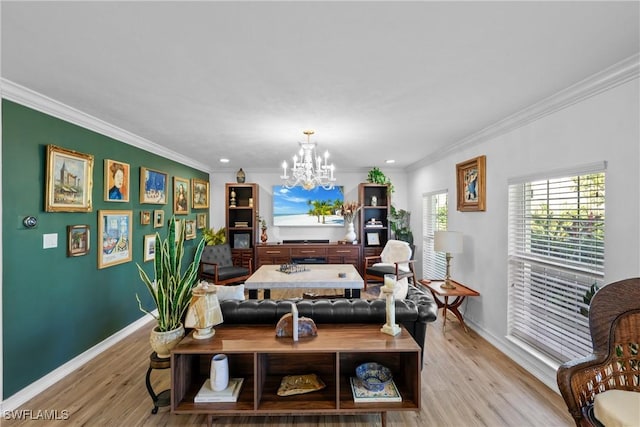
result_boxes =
[171,324,421,427]
[255,242,362,273]
[419,279,480,333]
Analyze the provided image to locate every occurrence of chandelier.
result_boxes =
[281,130,336,190]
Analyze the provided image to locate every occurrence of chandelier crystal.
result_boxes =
[281,130,336,190]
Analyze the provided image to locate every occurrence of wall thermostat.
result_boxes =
[23,216,38,228]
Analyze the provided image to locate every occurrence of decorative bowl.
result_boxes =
[355,362,393,391]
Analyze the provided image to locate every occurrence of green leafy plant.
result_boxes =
[579,282,600,317]
[389,205,413,245]
[366,167,394,193]
[202,226,227,246]
[136,216,206,332]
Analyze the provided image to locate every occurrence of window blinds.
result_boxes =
[422,191,448,280]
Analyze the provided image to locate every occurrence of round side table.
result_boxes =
[145,352,171,414]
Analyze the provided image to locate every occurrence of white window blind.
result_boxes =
[422,191,448,280]
[508,170,605,363]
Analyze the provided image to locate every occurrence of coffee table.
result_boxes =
[244,264,363,299]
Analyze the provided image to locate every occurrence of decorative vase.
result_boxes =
[149,323,185,358]
[210,354,230,391]
[261,228,268,244]
[345,222,357,243]
[236,168,246,183]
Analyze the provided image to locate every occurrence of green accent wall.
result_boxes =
[2,100,209,399]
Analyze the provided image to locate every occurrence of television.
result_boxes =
[273,185,344,227]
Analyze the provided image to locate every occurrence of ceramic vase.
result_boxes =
[149,323,185,358]
[345,222,357,243]
[210,354,230,391]
[261,228,268,243]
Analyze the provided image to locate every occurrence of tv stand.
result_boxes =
[282,239,330,244]
[255,242,362,273]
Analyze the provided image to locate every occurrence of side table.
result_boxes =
[419,279,479,332]
[145,351,171,414]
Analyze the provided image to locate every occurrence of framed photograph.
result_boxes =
[196,213,207,229]
[98,210,132,269]
[192,178,209,209]
[174,176,190,215]
[456,155,486,212]
[153,210,164,228]
[185,220,196,240]
[366,232,380,246]
[104,159,130,202]
[67,225,90,257]
[140,210,151,225]
[143,234,156,262]
[233,233,250,249]
[45,145,94,212]
[140,167,167,204]
[173,219,183,242]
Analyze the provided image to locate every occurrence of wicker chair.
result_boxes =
[556,277,640,427]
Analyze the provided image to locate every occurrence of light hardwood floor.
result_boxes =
[4,287,574,426]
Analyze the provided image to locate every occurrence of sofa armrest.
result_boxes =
[406,284,438,324]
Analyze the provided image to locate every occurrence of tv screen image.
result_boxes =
[273,185,344,227]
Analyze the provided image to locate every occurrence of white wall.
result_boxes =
[407,77,640,389]
[208,169,408,244]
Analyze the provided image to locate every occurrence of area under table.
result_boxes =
[244,264,363,299]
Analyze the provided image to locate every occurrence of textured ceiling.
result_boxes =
[2,1,639,172]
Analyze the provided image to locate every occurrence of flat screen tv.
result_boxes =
[273,185,344,227]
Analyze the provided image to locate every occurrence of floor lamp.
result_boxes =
[434,231,463,289]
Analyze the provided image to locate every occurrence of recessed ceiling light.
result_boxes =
[219,158,230,163]
[385,159,395,164]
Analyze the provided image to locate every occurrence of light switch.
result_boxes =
[43,233,58,249]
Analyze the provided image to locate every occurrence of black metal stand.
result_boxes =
[145,351,171,414]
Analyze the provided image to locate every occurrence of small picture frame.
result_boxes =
[153,210,164,228]
[174,177,189,215]
[104,159,130,202]
[185,220,196,240]
[192,178,210,209]
[366,232,380,246]
[143,234,156,262]
[196,213,207,229]
[173,219,183,242]
[234,233,250,249]
[456,155,486,212]
[45,145,94,212]
[98,210,132,269]
[140,210,151,225]
[67,224,90,257]
[140,167,167,204]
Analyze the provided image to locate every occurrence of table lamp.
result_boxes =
[434,231,463,289]
[185,282,223,339]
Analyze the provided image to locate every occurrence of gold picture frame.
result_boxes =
[104,159,130,202]
[153,210,165,228]
[143,234,156,262]
[185,220,196,240]
[456,155,486,212]
[140,210,151,225]
[196,213,207,229]
[139,167,167,204]
[174,177,190,215]
[67,224,90,257]
[45,145,94,212]
[191,178,210,209]
[98,210,132,269]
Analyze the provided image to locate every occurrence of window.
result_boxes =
[422,191,448,280]
[508,164,605,363]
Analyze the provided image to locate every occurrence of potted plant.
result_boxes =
[202,226,227,246]
[136,216,205,357]
[389,206,413,245]
[366,167,394,193]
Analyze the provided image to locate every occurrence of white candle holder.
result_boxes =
[380,274,401,336]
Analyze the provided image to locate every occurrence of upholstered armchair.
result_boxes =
[363,239,417,290]
[556,277,640,427]
[198,243,253,286]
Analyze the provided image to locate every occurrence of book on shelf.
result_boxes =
[194,377,244,403]
[349,377,402,403]
[365,224,384,228]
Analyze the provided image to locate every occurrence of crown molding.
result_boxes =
[0,79,212,174]
[407,53,640,171]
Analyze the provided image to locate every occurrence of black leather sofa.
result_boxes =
[219,284,438,364]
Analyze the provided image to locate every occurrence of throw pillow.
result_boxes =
[199,281,245,301]
[377,277,408,300]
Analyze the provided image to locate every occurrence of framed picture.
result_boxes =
[140,167,167,204]
[185,220,196,240]
[196,213,207,229]
[192,178,210,209]
[143,234,156,262]
[173,219,183,242]
[366,232,380,246]
[153,210,164,228]
[45,145,94,212]
[174,176,190,215]
[67,224,90,257]
[456,155,486,212]
[104,159,130,202]
[140,210,151,225]
[98,210,132,269]
[234,233,250,249]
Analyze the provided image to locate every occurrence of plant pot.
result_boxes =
[150,323,185,358]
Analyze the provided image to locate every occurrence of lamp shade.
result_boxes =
[434,231,463,254]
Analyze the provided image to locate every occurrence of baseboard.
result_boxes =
[0,314,154,412]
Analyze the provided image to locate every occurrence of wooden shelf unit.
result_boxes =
[171,324,420,424]
[225,183,258,263]
[359,183,391,261]
[255,243,362,273]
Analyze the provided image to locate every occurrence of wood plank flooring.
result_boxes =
[3,286,574,426]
